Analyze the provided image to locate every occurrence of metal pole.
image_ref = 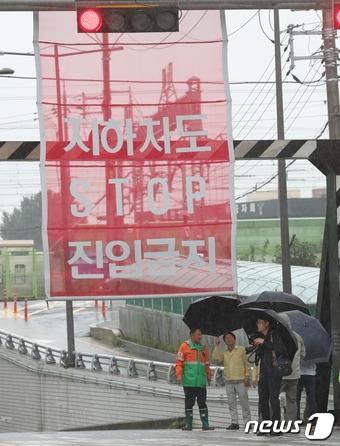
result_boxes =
[274,8,292,293]
[54,44,63,142]
[102,33,111,122]
[66,300,75,366]
[54,44,76,366]
[323,5,340,138]
[322,4,340,421]
[32,248,38,299]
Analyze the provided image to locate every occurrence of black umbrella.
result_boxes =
[183,295,241,336]
[280,310,331,364]
[238,291,310,315]
[240,307,298,361]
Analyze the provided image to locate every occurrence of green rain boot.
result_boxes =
[200,408,215,431]
[182,409,193,431]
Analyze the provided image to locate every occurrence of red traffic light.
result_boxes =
[77,7,178,33]
[334,5,340,29]
[78,8,103,33]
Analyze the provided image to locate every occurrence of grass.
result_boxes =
[237,218,324,262]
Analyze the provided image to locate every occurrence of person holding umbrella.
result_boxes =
[212,332,251,430]
[280,331,305,421]
[297,359,318,421]
[279,313,306,421]
[253,316,290,436]
[175,328,214,431]
[279,310,331,422]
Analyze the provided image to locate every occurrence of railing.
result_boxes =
[0,329,226,387]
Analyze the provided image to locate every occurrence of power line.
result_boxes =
[235,160,296,201]
[315,121,328,138]
[228,10,259,37]
[258,10,274,44]
[0,74,330,85]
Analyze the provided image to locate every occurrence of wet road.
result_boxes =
[0,299,127,356]
[0,428,339,446]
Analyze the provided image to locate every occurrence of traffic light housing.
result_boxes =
[77,7,179,33]
[334,5,340,29]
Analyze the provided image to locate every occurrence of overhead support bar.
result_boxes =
[0,0,335,12]
[1,139,338,161]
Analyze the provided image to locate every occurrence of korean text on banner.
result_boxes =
[34,10,237,300]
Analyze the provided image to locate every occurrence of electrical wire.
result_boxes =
[228,10,259,37]
[258,10,274,44]
[314,121,328,139]
[235,160,296,201]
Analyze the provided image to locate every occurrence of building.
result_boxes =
[0,240,38,299]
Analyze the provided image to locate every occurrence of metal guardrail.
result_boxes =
[0,329,226,387]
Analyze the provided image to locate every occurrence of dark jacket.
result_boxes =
[256,328,288,372]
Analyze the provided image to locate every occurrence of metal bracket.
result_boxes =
[167,364,177,384]
[75,352,86,369]
[109,357,120,375]
[91,354,102,371]
[212,367,225,387]
[18,339,28,355]
[146,362,158,381]
[60,350,68,368]
[31,344,41,360]
[5,335,15,350]
[127,359,138,377]
[45,348,56,364]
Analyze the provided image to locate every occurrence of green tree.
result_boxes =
[274,237,318,267]
[0,192,42,250]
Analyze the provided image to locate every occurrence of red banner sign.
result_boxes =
[35,10,236,299]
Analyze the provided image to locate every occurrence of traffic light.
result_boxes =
[334,5,340,29]
[77,7,179,33]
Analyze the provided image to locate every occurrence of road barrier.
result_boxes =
[101,300,106,319]
[3,289,8,311]
[12,293,17,315]
[0,328,226,387]
[24,299,28,321]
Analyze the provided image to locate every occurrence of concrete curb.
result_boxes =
[89,323,176,362]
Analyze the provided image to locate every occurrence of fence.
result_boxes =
[0,328,226,388]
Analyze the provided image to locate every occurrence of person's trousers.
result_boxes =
[280,379,299,421]
[297,375,318,420]
[258,368,282,422]
[225,381,251,425]
[183,387,207,410]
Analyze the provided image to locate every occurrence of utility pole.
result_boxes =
[274,8,292,293]
[323,5,340,138]
[54,44,75,366]
[320,2,340,421]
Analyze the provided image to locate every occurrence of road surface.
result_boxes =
[0,299,128,356]
[0,428,339,445]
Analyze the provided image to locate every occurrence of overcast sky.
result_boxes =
[0,8,328,217]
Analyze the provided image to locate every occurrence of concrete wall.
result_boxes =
[0,349,184,433]
[0,347,258,433]
[118,305,249,356]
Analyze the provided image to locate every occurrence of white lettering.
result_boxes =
[259,421,272,433]
[101,119,123,154]
[108,178,129,216]
[147,177,170,215]
[70,179,93,218]
[186,176,206,214]
[244,421,258,433]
